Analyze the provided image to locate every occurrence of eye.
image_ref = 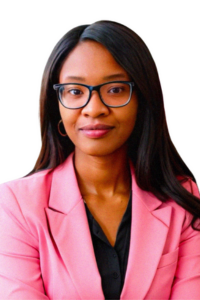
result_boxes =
[68,89,83,95]
[108,87,123,94]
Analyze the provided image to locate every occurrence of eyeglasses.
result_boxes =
[53,81,135,109]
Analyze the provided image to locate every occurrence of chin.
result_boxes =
[80,148,113,157]
[75,143,128,158]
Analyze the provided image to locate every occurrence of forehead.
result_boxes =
[59,41,130,84]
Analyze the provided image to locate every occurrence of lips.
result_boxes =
[79,123,114,138]
[80,124,114,130]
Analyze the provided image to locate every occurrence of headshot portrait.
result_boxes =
[0,2,200,299]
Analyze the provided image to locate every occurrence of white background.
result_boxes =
[0,1,199,186]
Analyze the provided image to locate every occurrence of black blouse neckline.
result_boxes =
[85,192,132,299]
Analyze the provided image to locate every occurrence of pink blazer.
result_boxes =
[0,153,200,299]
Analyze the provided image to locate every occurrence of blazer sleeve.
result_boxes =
[0,183,49,300]
[170,179,200,299]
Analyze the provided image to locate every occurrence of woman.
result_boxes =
[0,20,200,300]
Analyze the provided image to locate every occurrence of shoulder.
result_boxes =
[0,169,56,241]
[181,177,200,198]
[161,178,200,233]
[170,177,200,214]
[159,177,200,210]
[0,168,53,217]
[0,153,75,218]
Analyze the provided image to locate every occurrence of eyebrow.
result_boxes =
[103,73,128,81]
[63,73,129,82]
[64,76,85,81]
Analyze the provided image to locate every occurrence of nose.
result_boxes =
[81,90,110,118]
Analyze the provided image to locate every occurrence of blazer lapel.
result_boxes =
[45,154,104,300]
[121,166,172,299]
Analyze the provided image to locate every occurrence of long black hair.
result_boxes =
[30,20,200,229]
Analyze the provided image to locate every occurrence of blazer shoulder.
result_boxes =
[0,169,53,215]
[181,177,200,198]
[163,178,200,232]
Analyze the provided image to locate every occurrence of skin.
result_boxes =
[59,41,138,246]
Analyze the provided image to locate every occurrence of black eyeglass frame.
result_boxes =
[53,81,135,109]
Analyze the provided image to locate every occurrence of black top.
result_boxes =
[85,193,132,300]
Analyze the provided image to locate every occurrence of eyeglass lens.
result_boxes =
[59,82,131,108]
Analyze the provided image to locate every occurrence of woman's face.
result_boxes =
[58,41,138,157]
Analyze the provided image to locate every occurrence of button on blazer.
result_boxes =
[0,153,200,299]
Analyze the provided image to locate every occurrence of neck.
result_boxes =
[74,147,131,199]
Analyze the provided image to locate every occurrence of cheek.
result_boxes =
[59,105,78,134]
[121,100,138,133]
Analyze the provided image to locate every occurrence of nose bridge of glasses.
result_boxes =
[89,84,101,94]
[87,85,104,103]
